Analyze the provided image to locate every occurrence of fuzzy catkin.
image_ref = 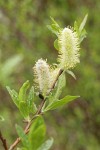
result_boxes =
[33,59,51,97]
[58,27,80,69]
[33,59,61,97]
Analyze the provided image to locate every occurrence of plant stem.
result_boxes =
[9,99,45,150]
[51,69,63,90]
[0,131,8,150]
[9,69,63,150]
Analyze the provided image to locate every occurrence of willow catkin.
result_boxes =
[33,59,51,97]
[58,27,80,69]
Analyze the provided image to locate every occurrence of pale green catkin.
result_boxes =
[58,27,80,70]
[33,59,61,97]
[33,59,51,97]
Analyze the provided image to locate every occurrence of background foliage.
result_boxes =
[0,0,100,149]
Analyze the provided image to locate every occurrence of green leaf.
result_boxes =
[45,73,66,109]
[44,95,79,111]
[54,39,59,50]
[37,138,54,150]
[50,16,59,26]
[56,73,66,98]
[29,116,46,150]
[47,17,61,36]
[47,25,58,36]
[79,29,87,43]
[74,21,79,34]
[6,86,19,107]
[16,125,30,149]
[79,14,88,33]
[19,101,29,118]
[19,80,30,101]
[54,73,66,100]
[27,86,34,103]
[74,14,88,43]
[27,86,37,114]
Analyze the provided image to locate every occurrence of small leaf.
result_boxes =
[6,86,19,107]
[74,21,79,34]
[44,95,79,111]
[74,15,88,43]
[47,25,58,36]
[54,39,59,50]
[54,73,66,100]
[47,17,61,36]
[27,86,37,114]
[27,86,34,103]
[38,138,54,150]
[66,70,76,79]
[79,14,88,33]
[16,125,30,149]
[29,116,46,150]
[19,80,30,101]
[31,103,37,114]
[50,16,59,27]
[45,73,66,109]
[79,29,87,43]
[19,101,29,118]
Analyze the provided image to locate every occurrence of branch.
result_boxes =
[9,69,63,150]
[0,131,8,150]
[51,69,63,90]
[9,99,45,150]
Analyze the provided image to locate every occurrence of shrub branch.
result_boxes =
[0,131,8,150]
[9,69,63,150]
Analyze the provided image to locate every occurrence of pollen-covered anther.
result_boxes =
[33,59,51,97]
[58,27,80,69]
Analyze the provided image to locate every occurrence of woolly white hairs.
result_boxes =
[33,59,60,97]
[58,27,80,69]
[33,59,51,97]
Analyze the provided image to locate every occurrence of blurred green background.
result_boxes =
[0,0,100,149]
